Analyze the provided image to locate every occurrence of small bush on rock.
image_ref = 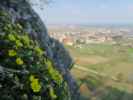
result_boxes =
[0,22,71,100]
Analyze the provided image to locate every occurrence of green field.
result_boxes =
[66,43,133,100]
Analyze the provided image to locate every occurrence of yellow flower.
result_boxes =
[22,35,30,45]
[49,86,57,99]
[16,40,23,47]
[29,75,35,82]
[35,47,44,56]
[8,34,16,41]
[16,58,24,65]
[29,75,41,93]
[8,50,17,57]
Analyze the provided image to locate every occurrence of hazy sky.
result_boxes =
[34,0,133,25]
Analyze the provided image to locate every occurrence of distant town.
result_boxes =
[48,25,133,47]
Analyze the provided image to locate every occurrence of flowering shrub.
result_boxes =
[0,22,71,100]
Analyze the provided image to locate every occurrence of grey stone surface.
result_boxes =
[0,0,80,99]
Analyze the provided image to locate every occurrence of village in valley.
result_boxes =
[48,25,133,47]
[47,24,133,99]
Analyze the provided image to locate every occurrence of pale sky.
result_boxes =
[33,0,133,25]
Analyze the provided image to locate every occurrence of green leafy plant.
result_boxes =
[0,21,70,99]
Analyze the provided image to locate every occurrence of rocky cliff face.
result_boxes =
[0,0,80,99]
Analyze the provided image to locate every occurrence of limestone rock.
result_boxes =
[0,0,80,99]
